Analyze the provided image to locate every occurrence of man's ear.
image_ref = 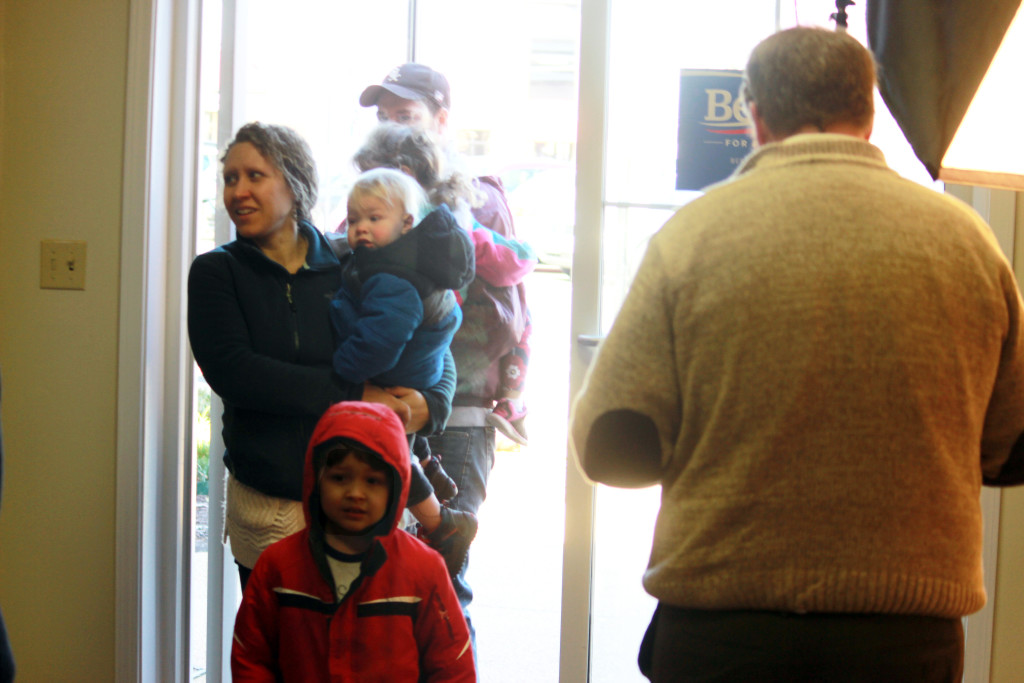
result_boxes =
[749,103,772,147]
[433,107,449,135]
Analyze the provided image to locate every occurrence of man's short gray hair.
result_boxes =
[741,27,876,137]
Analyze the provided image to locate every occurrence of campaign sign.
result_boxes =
[676,69,752,191]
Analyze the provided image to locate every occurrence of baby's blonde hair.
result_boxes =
[348,167,429,226]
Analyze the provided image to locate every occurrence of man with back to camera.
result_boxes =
[570,26,1024,682]
[358,62,533,646]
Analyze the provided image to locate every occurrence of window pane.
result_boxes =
[416,0,580,171]
[192,3,413,679]
[416,3,581,681]
[594,3,779,680]
[603,3,939,303]
[595,5,942,681]
[233,0,410,231]
[605,1,777,209]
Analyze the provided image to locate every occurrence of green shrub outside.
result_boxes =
[196,383,211,496]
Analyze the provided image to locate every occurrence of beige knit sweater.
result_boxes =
[571,134,1024,617]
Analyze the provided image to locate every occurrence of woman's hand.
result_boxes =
[360,384,412,427]
[387,386,429,434]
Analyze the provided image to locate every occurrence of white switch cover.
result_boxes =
[40,239,87,290]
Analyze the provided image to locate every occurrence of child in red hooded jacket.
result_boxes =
[231,401,475,682]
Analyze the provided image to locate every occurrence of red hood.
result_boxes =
[303,401,411,535]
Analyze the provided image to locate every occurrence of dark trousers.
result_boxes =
[427,426,496,646]
[406,434,440,506]
[640,604,964,682]
[237,562,252,592]
[0,606,13,683]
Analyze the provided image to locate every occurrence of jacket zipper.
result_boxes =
[286,279,306,452]
[285,281,300,350]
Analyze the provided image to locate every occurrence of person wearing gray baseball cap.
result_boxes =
[358,63,535,663]
[360,63,452,132]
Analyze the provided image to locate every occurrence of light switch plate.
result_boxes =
[40,239,87,290]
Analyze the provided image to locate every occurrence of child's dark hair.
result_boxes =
[319,443,391,480]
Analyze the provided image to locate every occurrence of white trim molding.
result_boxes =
[947,184,1016,683]
[117,0,201,680]
[561,0,610,680]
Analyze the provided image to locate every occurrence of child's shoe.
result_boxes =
[419,506,479,576]
[486,398,528,446]
[412,436,458,502]
[421,453,458,502]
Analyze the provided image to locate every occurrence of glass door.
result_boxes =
[565,3,784,679]
[182,1,993,681]
[191,2,582,681]
[568,2,953,681]
[191,3,413,680]
[416,7,580,680]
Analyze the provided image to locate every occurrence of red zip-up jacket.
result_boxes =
[231,402,475,682]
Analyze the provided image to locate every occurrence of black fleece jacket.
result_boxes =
[187,221,454,500]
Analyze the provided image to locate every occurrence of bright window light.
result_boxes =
[940,7,1024,189]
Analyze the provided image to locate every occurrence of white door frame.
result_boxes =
[559,0,609,680]
[948,184,1015,683]
[116,0,201,679]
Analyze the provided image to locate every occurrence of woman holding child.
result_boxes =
[187,122,470,587]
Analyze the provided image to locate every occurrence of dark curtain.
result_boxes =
[867,0,1021,179]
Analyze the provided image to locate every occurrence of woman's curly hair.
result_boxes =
[353,122,483,210]
[224,122,319,222]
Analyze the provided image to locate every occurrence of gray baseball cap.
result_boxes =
[359,63,451,110]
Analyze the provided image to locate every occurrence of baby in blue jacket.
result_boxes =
[330,167,477,574]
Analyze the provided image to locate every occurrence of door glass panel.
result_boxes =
[190,2,410,680]
[594,5,777,675]
[190,2,223,679]
[231,0,410,230]
[191,1,582,681]
[590,3,943,680]
[599,1,778,339]
[416,2,581,680]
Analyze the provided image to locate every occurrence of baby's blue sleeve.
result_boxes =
[330,274,424,384]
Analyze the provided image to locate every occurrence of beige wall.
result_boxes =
[0,1,129,680]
